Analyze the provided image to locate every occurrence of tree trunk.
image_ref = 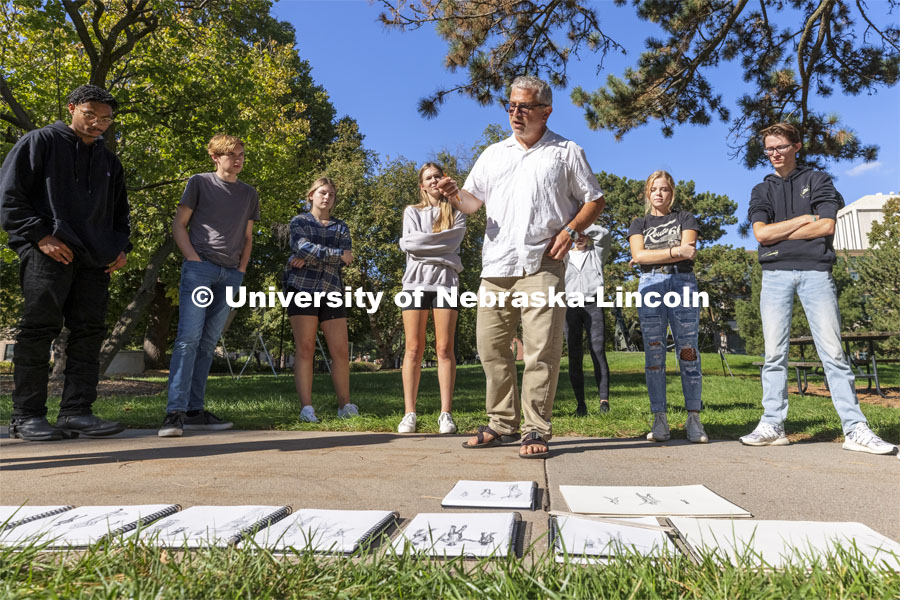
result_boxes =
[143,279,175,369]
[49,328,70,382]
[99,236,176,374]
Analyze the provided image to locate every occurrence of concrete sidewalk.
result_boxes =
[2,429,898,552]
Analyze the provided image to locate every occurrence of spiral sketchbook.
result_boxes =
[1,505,74,531]
[392,512,520,558]
[671,518,900,570]
[441,481,538,510]
[550,515,677,564]
[559,485,751,518]
[0,505,180,548]
[139,505,292,548]
[247,509,397,554]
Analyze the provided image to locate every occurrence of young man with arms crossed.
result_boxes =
[741,122,895,456]
[1,85,130,441]
[159,134,260,437]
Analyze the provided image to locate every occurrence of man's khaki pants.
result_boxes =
[476,258,566,441]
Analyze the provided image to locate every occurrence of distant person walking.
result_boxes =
[627,170,707,444]
[563,224,612,416]
[1,85,131,441]
[397,163,466,434]
[740,122,895,455]
[285,177,357,423]
[159,134,259,437]
[442,75,605,458]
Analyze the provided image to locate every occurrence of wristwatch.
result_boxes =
[564,226,581,242]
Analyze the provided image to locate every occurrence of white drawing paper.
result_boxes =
[0,505,178,547]
[442,480,537,510]
[671,518,900,570]
[139,505,290,548]
[392,512,518,558]
[552,515,676,563]
[0,505,74,530]
[559,485,751,518]
[247,509,395,554]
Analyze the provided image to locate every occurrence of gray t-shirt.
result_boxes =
[180,172,261,268]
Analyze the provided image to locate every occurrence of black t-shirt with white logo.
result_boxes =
[627,210,699,270]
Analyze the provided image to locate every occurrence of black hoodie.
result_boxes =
[747,166,843,271]
[0,121,131,267]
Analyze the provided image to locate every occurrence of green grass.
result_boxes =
[2,352,897,442]
[1,536,898,600]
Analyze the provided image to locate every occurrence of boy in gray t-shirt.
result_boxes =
[159,134,260,438]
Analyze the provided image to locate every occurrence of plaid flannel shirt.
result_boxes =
[284,212,352,293]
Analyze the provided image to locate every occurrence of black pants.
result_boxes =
[564,304,610,404]
[11,247,110,419]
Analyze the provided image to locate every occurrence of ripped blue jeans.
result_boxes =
[637,272,702,413]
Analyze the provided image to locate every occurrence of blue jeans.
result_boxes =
[759,270,866,434]
[637,272,702,413]
[166,260,243,414]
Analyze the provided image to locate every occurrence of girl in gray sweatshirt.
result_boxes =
[397,162,467,435]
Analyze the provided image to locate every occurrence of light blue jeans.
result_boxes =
[759,270,866,434]
[166,260,243,414]
[637,272,702,413]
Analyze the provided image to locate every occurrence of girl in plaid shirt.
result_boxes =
[285,177,357,423]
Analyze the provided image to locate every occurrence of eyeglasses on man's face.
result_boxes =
[764,143,795,156]
[504,102,548,114]
[77,107,114,125]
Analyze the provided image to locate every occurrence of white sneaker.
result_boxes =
[685,412,708,443]
[397,412,417,433]
[740,422,789,446]
[646,413,670,442]
[337,403,359,419]
[299,405,318,423]
[842,423,897,455]
[438,412,457,434]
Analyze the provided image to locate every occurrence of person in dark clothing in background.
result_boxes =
[0,84,131,441]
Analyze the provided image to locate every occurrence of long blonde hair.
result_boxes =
[643,170,676,214]
[416,162,456,233]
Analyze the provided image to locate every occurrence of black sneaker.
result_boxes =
[9,417,67,441]
[55,414,125,437]
[599,401,610,414]
[158,411,185,437]
[575,403,588,417]
[183,410,233,431]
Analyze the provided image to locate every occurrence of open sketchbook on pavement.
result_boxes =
[441,480,537,510]
[0,505,180,548]
[392,512,520,558]
[559,485,751,518]
[139,505,291,548]
[247,509,396,554]
[671,518,900,570]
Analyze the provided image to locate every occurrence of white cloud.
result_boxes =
[845,161,882,177]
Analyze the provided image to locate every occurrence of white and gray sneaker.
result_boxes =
[685,412,708,443]
[740,422,789,446]
[299,405,319,423]
[337,403,359,419]
[842,423,897,455]
[646,413,670,442]
[397,412,417,433]
[438,412,457,434]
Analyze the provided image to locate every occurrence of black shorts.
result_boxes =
[400,289,459,312]
[285,287,347,321]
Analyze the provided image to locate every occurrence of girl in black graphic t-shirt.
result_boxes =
[627,170,707,445]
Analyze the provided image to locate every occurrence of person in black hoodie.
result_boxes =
[740,122,896,456]
[0,85,131,441]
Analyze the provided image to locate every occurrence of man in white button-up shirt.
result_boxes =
[438,76,605,458]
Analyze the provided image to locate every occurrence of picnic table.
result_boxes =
[789,331,899,397]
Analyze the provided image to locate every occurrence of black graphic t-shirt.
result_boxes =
[628,210,700,270]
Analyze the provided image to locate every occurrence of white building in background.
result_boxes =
[834,192,896,251]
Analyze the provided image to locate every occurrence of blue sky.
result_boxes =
[273,0,900,249]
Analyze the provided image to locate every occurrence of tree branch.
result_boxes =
[0,73,36,130]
